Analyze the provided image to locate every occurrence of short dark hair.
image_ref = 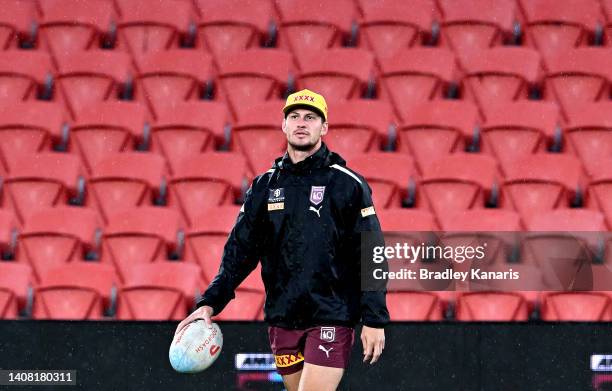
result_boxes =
[284,104,326,122]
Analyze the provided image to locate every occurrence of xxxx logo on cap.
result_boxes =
[282,89,328,121]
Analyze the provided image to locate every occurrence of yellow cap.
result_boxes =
[282,89,328,121]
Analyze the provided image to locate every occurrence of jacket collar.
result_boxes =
[274,143,342,173]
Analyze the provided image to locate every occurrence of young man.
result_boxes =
[175,89,389,391]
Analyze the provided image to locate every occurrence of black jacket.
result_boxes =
[196,143,389,329]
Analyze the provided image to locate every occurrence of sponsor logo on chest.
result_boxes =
[268,188,285,211]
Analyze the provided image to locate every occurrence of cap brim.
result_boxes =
[283,104,326,121]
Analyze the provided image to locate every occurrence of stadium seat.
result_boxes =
[417,154,498,217]
[55,51,133,119]
[295,48,375,101]
[439,209,522,231]
[587,161,612,229]
[102,207,184,281]
[529,209,606,231]
[0,51,53,102]
[481,101,560,173]
[151,102,228,172]
[0,102,65,175]
[116,262,202,320]
[377,209,437,231]
[349,153,417,209]
[386,292,444,321]
[438,0,516,58]
[519,0,602,57]
[71,101,148,173]
[0,262,33,319]
[18,207,101,282]
[456,292,529,321]
[542,49,612,120]
[33,262,119,320]
[501,154,583,224]
[87,153,167,222]
[116,0,192,57]
[39,0,114,61]
[133,50,214,119]
[214,288,265,321]
[396,101,479,173]
[460,48,541,114]
[358,3,432,59]
[4,153,84,223]
[601,0,612,45]
[275,0,355,53]
[215,49,293,119]
[323,100,394,160]
[0,210,18,259]
[167,153,247,226]
[0,0,36,49]
[194,0,274,57]
[563,103,612,176]
[377,48,456,116]
[231,101,287,175]
[541,292,612,321]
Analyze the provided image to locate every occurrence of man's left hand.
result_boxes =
[361,326,385,364]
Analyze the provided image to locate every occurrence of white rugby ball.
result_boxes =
[169,320,223,373]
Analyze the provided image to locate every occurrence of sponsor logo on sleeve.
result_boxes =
[268,188,285,203]
[361,206,375,217]
[268,203,284,211]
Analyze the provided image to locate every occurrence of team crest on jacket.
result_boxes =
[309,186,325,205]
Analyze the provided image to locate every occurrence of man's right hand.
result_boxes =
[175,305,214,335]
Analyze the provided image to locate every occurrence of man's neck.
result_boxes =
[287,142,322,164]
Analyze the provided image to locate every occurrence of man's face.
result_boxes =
[282,108,328,151]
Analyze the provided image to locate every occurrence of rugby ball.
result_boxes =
[169,320,223,373]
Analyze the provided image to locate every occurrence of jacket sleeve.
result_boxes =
[195,177,267,315]
[351,178,390,328]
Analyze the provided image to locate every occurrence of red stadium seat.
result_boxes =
[377,48,456,116]
[396,101,479,173]
[134,50,214,119]
[563,103,612,176]
[481,101,560,174]
[18,207,101,282]
[324,100,393,160]
[0,102,65,174]
[587,161,612,229]
[275,0,355,53]
[439,209,521,231]
[117,262,202,320]
[386,292,443,321]
[438,0,516,57]
[39,0,114,61]
[55,51,133,119]
[5,153,83,223]
[194,0,274,57]
[519,0,602,57]
[350,153,417,209]
[151,102,228,172]
[215,49,293,119]
[358,3,432,59]
[0,262,33,319]
[102,207,183,281]
[541,292,612,321]
[295,49,375,101]
[0,210,18,259]
[0,51,53,102]
[232,101,287,175]
[168,153,247,226]
[71,101,147,173]
[214,288,265,321]
[33,262,119,320]
[0,1,36,49]
[377,209,437,231]
[542,49,612,120]
[501,154,583,224]
[529,209,606,231]
[418,154,498,217]
[87,153,167,222]
[116,0,192,57]
[456,292,529,321]
[460,48,541,114]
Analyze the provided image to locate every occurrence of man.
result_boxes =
[175,89,389,391]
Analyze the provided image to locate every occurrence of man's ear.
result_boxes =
[320,121,329,136]
[281,118,288,135]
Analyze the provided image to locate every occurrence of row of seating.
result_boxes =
[3,260,612,321]
[4,0,612,60]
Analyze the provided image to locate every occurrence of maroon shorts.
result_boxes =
[268,325,355,376]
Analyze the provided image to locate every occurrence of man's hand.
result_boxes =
[361,325,385,364]
[175,306,214,335]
